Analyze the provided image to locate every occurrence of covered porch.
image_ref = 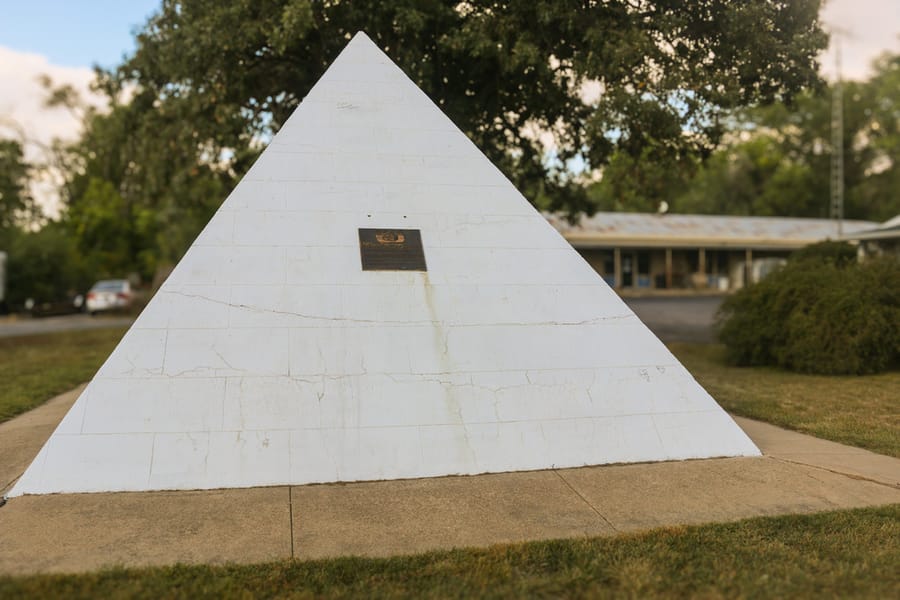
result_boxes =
[545,212,878,293]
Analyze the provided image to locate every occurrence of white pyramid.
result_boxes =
[9,33,758,497]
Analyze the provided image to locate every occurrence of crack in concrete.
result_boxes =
[383,372,568,403]
[161,330,170,376]
[78,392,90,434]
[649,417,667,454]
[212,348,237,371]
[164,290,633,327]
[146,434,156,486]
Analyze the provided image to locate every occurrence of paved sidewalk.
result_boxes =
[1,387,897,575]
[734,416,899,487]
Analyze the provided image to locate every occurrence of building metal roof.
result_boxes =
[844,215,900,241]
[545,212,878,250]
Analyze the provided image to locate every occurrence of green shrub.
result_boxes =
[717,253,900,375]
[5,223,94,309]
[790,240,858,266]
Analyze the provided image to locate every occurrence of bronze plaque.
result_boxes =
[359,228,427,271]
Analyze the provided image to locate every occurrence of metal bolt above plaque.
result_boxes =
[359,228,427,271]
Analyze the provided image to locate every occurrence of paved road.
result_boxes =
[623,295,724,344]
[0,314,133,338]
[0,297,721,342]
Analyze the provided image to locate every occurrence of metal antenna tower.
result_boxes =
[830,34,844,237]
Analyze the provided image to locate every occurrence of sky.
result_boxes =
[0,0,160,147]
[0,0,160,69]
[0,0,897,215]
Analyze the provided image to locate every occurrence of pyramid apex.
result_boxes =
[333,30,387,63]
[348,30,377,46]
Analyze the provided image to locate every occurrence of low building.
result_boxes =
[546,212,876,292]
[844,215,900,259]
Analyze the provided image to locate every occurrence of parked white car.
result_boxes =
[86,279,133,315]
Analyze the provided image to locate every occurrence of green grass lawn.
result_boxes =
[0,327,127,423]
[670,343,900,458]
[1,504,897,598]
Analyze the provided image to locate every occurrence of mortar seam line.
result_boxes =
[289,486,295,559]
[553,469,619,532]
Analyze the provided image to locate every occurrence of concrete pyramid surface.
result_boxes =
[10,33,759,497]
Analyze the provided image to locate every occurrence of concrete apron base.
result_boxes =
[1,392,898,576]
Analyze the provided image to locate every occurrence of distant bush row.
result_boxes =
[716,242,900,375]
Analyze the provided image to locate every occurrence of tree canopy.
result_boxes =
[0,139,38,241]
[61,90,233,278]
[57,1,832,280]
[0,139,92,309]
[590,51,900,220]
[119,0,826,210]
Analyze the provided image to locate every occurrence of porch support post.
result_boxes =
[665,248,673,289]
[745,248,753,286]
[614,248,622,290]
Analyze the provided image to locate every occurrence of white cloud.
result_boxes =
[0,45,106,218]
[819,0,900,81]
